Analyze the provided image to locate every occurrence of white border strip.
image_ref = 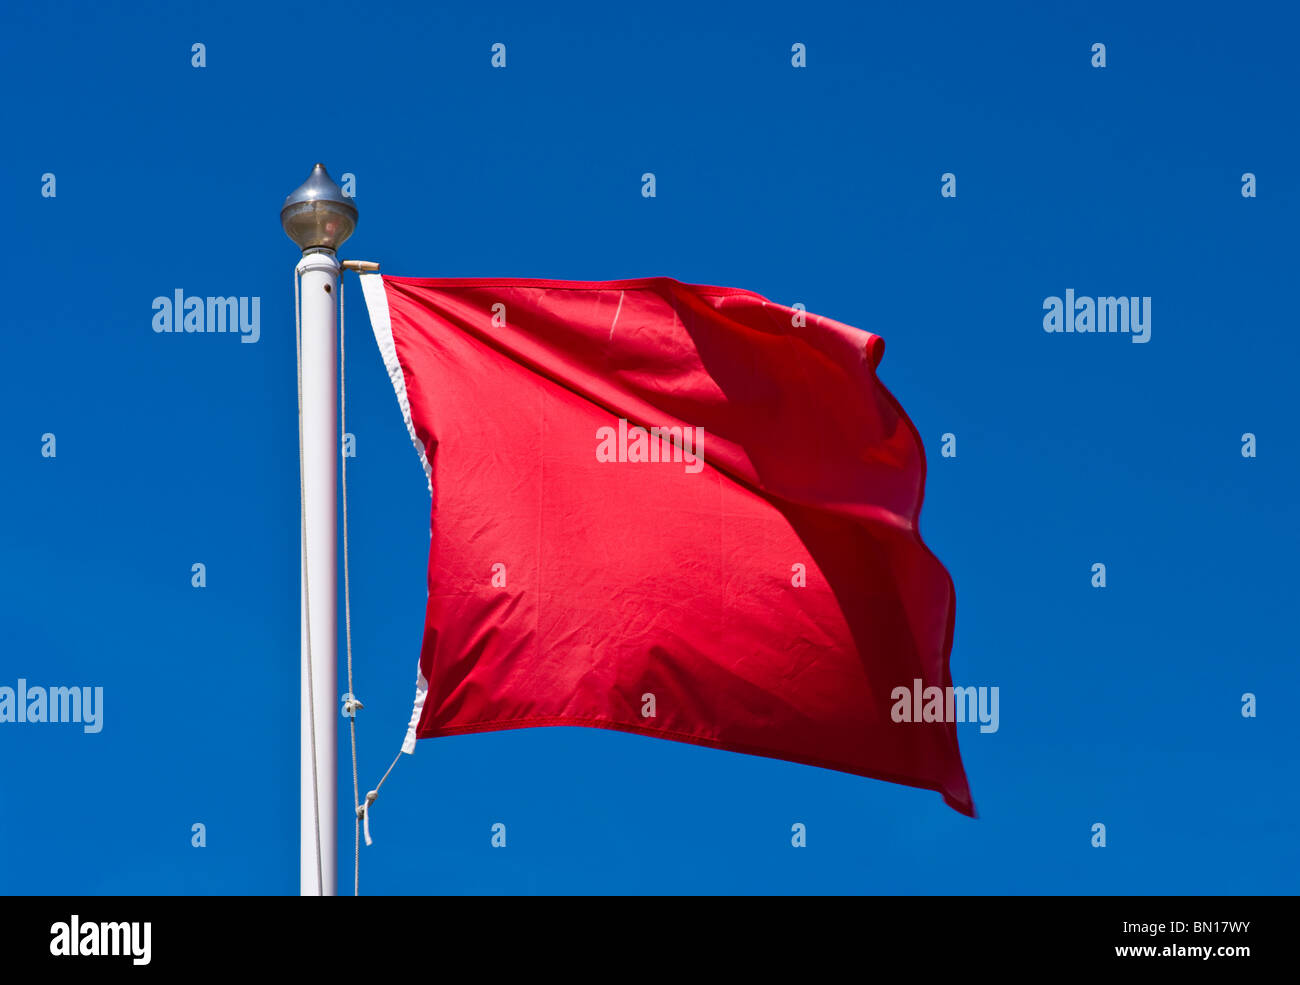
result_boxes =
[401,668,429,755]
[359,271,433,493]
[359,271,432,754]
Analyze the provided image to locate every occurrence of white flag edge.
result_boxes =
[359,271,433,493]
[358,270,430,755]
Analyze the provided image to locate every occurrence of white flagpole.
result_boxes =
[281,164,357,896]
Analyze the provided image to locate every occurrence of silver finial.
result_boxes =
[280,163,357,252]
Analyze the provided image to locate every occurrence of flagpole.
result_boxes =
[281,164,357,896]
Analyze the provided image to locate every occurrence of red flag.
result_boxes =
[360,274,973,816]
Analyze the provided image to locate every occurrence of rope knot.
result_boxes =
[358,789,380,847]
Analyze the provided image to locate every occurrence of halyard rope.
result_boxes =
[340,271,363,896]
[340,267,361,894]
[340,263,406,892]
[359,748,405,849]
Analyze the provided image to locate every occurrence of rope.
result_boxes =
[338,259,405,893]
[357,748,405,848]
[295,265,325,897]
[340,272,364,896]
[335,259,400,894]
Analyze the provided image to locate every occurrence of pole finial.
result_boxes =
[281,164,357,253]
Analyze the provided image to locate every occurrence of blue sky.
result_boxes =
[1,0,1297,894]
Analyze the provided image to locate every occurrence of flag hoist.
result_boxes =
[281,164,355,896]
